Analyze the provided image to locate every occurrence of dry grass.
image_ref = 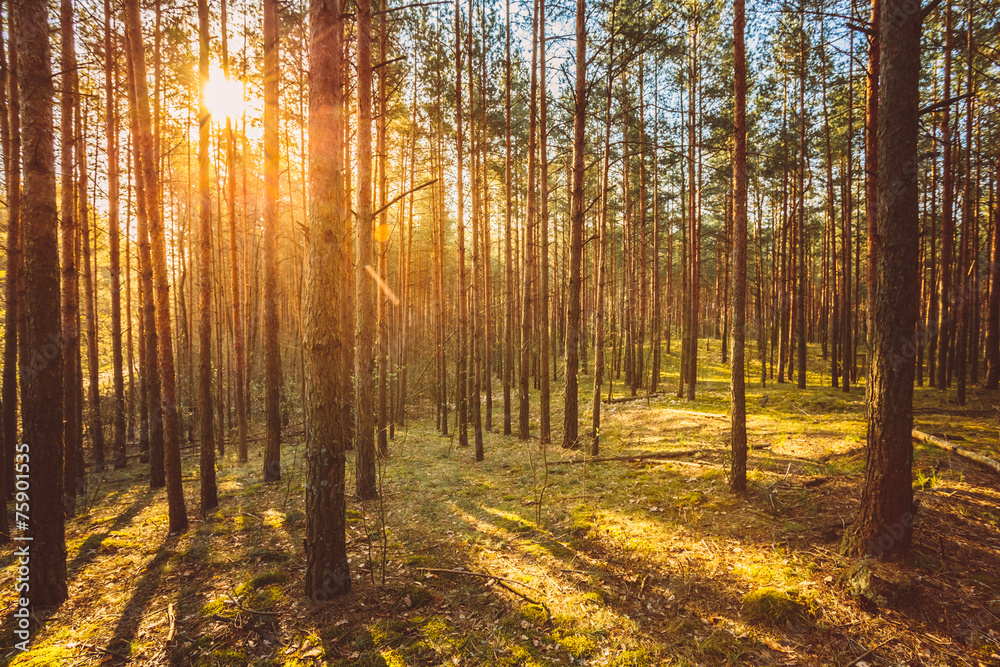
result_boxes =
[2,340,999,666]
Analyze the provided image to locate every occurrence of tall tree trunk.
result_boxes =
[986,157,1000,389]
[223,0,248,460]
[125,25,160,480]
[796,2,807,390]
[539,0,550,443]
[198,0,218,511]
[519,0,539,440]
[844,0,921,560]
[377,4,390,457]
[262,0,283,483]
[17,0,68,608]
[1,0,21,504]
[468,0,484,461]
[455,0,470,449]
[503,0,513,435]
[562,0,585,450]
[60,0,81,516]
[842,23,854,393]
[936,5,954,391]
[591,0,614,455]
[124,0,188,534]
[0,0,12,519]
[106,0,126,470]
[80,106,105,474]
[955,3,973,407]
[304,0,351,601]
[355,0,378,498]
[730,0,747,493]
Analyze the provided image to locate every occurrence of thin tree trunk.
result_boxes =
[80,106,105,474]
[519,0,539,440]
[503,0,513,435]
[355,0,378,498]
[124,0,188,533]
[60,0,81,515]
[198,0,218,511]
[730,0,747,493]
[106,0,126,470]
[539,0,550,443]
[563,0,586,450]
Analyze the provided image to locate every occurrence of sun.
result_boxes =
[203,63,245,120]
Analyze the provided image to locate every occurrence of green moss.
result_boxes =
[520,603,548,624]
[9,646,75,666]
[201,597,235,619]
[195,648,246,667]
[554,632,596,658]
[369,619,408,645]
[741,587,808,625]
[378,649,408,667]
[609,648,650,666]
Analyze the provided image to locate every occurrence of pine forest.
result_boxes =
[1,0,999,664]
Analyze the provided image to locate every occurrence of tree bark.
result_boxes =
[17,0,68,608]
[503,0,513,435]
[562,0,586,450]
[304,0,351,601]
[262,0,283,483]
[355,0,378,498]
[60,0,81,515]
[106,0,126,470]
[198,0,218,511]
[1,0,21,504]
[519,0,538,440]
[730,0,747,493]
[80,105,105,474]
[844,0,922,560]
[124,0,188,533]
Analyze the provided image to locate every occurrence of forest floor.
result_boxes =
[2,342,1000,666]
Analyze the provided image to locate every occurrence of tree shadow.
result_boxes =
[67,488,155,579]
[105,535,178,661]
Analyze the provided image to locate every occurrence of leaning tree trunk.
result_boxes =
[124,0,188,534]
[17,0,68,609]
[844,0,922,560]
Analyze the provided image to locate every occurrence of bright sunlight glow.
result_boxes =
[204,63,246,120]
